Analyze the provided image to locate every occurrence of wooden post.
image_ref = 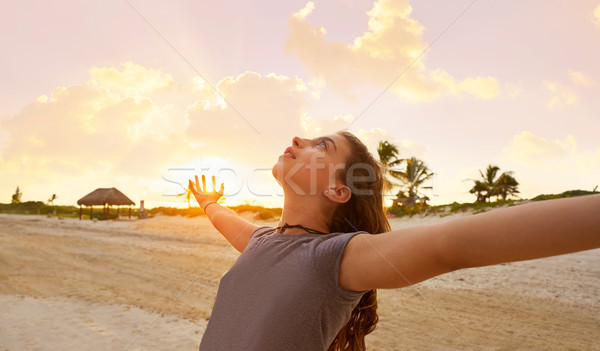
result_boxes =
[103,204,107,220]
[129,205,132,219]
[90,206,93,220]
[117,206,120,219]
[79,205,82,220]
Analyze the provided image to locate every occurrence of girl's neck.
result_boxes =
[277,196,332,235]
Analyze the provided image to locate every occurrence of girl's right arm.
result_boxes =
[189,174,259,253]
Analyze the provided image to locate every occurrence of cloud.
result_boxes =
[300,114,354,136]
[501,131,577,165]
[356,127,429,161]
[542,80,579,108]
[185,71,315,166]
[567,69,596,87]
[0,62,412,207]
[0,67,321,193]
[542,69,595,109]
[0,62,192,206]
[285,0,501,102]
[89,61,173,95]
[0,83,186,179]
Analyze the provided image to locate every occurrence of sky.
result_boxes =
[1,0,599,209]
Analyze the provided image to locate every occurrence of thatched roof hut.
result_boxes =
[77,188,135,220]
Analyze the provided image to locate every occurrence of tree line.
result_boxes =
[376,140,520,209]
[10,186,57,205]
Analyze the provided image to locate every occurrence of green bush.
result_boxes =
[0,201,80,217]
[531,189,597,201]
[92,212,118,220]
[387,202,431,218]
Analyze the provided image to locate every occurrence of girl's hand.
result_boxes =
[188,174,224,209]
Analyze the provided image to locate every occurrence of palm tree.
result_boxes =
[47,194,57,206]
[469,165,519,202]
[393,157,435,208]
[469,180,488,203]
[11,186,22,204]
[377,140,404,197]
[495,173,519,201]
[176,184,193,208]
[480,165,501,202]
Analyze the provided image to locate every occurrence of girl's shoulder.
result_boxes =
[250,225,277,239]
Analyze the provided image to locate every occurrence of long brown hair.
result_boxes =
[327,130,391,350]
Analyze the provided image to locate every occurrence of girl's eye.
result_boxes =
[318,140,328,150]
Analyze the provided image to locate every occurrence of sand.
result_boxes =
[0,211,598,350]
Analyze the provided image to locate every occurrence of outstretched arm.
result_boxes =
[189,174,258,253]
[340,194,600,291]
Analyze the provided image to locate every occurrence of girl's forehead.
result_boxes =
[323,133,351,157]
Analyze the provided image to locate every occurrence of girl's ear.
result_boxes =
[325,185,351,204]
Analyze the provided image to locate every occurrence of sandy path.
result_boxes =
[0,213,598,350]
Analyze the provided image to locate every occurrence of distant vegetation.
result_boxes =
[145,204,282,220]
[0,201,80,217]
[376,140,520,211]
[0,200,283,221]
[1,189,596,220]
[387,189,598,218]
[529,189,598,201]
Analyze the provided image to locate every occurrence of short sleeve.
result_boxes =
[250,226,275,239]
[313,232,370,302]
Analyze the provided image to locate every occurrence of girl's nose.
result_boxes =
[292,136,304,148]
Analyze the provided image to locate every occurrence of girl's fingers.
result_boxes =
[192,174,223,195]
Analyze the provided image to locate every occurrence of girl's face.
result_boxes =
[272,134,351,196]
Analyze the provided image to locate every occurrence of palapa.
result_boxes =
[77,187,135,220]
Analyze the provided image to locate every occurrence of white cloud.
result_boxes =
[567,69,596,87]
[89,61,173,96]
[0,63,191,206]
[285,0,501,102]
[542,69,596,109]
[0,84,186,179]
[0,61,416,208]
[502,131,577,165]
[185,71,315,166]
[542,81,579,108]
[301,114,354,136]
[356,127,429,161]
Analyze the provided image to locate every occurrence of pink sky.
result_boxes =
[1,0,599,208]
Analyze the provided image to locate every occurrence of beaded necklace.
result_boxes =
[275,223,328,235]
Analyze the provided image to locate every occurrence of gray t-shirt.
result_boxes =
[199,226,370,351]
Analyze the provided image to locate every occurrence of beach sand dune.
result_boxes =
[0,213,598,350]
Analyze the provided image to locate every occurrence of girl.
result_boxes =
[189,130,599,351]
